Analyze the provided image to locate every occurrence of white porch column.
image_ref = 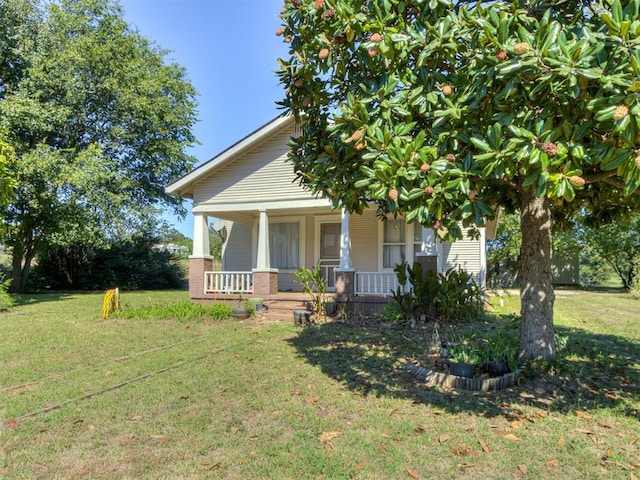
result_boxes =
[339,208,353,270]
[191,213,211,258]
[256,209,270,270]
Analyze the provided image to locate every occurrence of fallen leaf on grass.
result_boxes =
[546,459,559,471]
[352,463,366,472]
[598,420,619,429]
[557,438,566,446]
[318,431,341,443]
[458,463,476,470]
[517,465,528,475]
[575,410,592,419]
[631,473,638,480]
[630,438,638,446]
[2,418,19,430]
[414,426,426,434]
[503,433,522,441]
[478,439,490,453]
[406,468,420,478]
[450,443,478,456]
[438,434,450,444]
[230,426,239,434]
[290,390,304,396]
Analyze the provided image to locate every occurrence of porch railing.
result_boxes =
[204,271,253,294]
[355,271,402,296]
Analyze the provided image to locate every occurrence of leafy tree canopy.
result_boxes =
[276,0,640,362]
[0,0,198,292]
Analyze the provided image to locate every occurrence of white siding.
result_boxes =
[439,227,483,286]
[222,222,252,271]
[192,125,312,206]
[349,209,379,271]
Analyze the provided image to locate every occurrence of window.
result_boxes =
[383,219,406,268]
[270,222,299,269]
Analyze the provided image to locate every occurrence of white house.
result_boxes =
[166,114,492,305]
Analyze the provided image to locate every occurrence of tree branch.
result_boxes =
[603,177,640,196]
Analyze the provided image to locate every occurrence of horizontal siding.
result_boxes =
[223,222,252,271]
[350,209,379,271]
[440,227,482,285]
[192,125,312,206]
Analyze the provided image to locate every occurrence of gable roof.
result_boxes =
[165,113,295,199]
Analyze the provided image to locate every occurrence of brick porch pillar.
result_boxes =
[334,270,355,301]
[252,269,278,295]
[415,254,438,278]
[189,256,213,299]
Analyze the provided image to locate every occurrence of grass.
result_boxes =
[1,289,638,479]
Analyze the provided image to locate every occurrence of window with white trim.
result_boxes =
[383,218,406,268]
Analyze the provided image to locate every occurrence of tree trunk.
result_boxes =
[519,188,556,362]
[9,244,33,294]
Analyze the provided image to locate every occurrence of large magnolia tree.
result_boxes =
[276,0,640,361]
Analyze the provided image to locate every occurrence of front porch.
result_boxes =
[202,269,405,297]
[189,290,396,321]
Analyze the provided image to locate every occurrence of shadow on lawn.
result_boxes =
[12,292,79,306]
[288,319,639,420]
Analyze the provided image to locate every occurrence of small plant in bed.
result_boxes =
[446,335,480,378]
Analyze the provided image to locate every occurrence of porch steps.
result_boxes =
[259,297,313,322]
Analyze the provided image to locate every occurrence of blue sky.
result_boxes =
[119,0,289,238]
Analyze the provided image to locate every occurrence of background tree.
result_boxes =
[580,213,640,290]
[0,132,16,211]
[0,0,198,292]
[277,0,640,362]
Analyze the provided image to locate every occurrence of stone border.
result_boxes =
[402,362,520,392]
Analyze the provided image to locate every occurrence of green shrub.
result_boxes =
[0,273,14,310]
[113,301,232,321]
[381,302,403,322]
[391,262,482,322]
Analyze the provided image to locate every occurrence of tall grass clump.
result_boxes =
[113,300,232,321]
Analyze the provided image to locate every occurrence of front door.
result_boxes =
[320,222,340,290]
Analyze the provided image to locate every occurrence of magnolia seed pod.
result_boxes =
[513,42,532,55]
[568,176,586,187]
[613,105,629,121]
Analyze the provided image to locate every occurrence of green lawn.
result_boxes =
[1,289,638,479]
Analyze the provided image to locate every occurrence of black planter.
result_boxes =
[448,361,476,378]
[293,310,311,325]
[232,307,250,320]
[487,360,510,377]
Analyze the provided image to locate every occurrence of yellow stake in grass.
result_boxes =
[101,288,119,319]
